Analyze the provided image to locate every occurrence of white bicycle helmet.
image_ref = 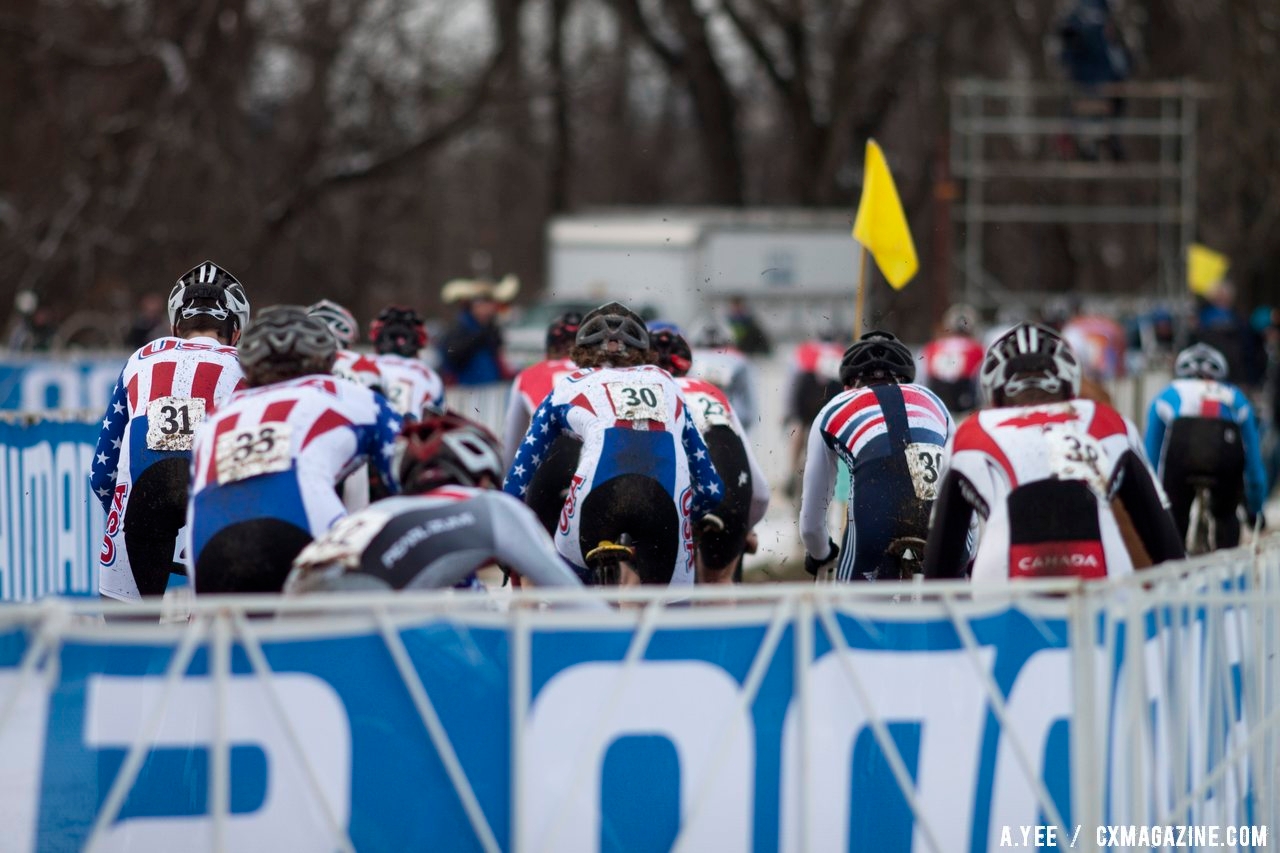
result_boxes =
[1174,343,1229,382]
[980,323,1081,405]
[307,299,358,347]
[168,261,251,332]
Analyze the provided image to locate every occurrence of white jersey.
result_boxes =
[186,374,403,574]
[502,364,724,584]
[93,336,244,601]
[941,400,1153,582]
[689,346,759,431]
[372,353,446,418]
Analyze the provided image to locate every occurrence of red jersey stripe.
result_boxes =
[190,361,224,409]
[149,361,177,401]
[206,413,241,484]
[824,392,879,436]
[301,409,354,450]
[126,375,139,412]
[1086,402,1128,442]
[261,399,299,424]
[956,418,1019,488]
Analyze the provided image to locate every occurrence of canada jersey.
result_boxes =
[799,383,953,580]
[502,364,723,582]
[1144,378,1266,515]
[187,375,403,569]
[286,487,590,596]
[945,400,1148,582]
[94,336,244,600]
[502,357,577,465]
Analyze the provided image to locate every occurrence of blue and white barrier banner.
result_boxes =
[0,356,123,413]
[0,572,1268,853]
[0,417,102,600]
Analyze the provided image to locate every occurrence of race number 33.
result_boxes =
[146,397,206,451]
[215,421,294,484]
[606,381,666,421]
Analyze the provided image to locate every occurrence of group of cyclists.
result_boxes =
[91,260,1271,606]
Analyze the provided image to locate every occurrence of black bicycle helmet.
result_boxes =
[839,330,916,386]
[370,305,427,357]
[545,311,583,356]
[238,306,338,387]
[168,261,251,333]
[576,301,649,352]
[648,322,693,377]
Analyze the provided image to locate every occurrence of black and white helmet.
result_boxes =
[399,412,504,494]
[576,301,649,352]
[307,299,358,347]
[238,306,338,387]
[168,261,251,332]
[980,323,1081,405]
[1174,343,1229,382]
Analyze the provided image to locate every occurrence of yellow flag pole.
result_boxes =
[854,244,870,337]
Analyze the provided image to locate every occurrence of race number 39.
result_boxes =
[606,381,667,421]
[145,397,206,451]
[215,421,294,484]
[905,443,944,500]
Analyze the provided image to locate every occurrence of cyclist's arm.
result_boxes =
[1142,396,1169,475]
[1233,388,1268,516]
[681,414,724,517]
[91,369,129,512]
[922,468,980,579]
[501,382,534,469]
[489,493,603,605]
[728,407,770,527]
[1112,449,1185,565]
[503,397,564,499]
[359,395,405,494]
[797,420,837,558]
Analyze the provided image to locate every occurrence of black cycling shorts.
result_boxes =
[194,519,314,594]
[524,435,581,535]
[123,457,190,596]
[578,474,679,585]
[1162,417,1246,547]
[698,426,751,572]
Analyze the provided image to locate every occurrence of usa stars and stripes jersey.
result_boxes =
[676,376,770,529]
[799,382,954,581]
[93,336,244,600]
[372,353,446,419]
[501,357,577,465]
[332,349,382,390]
[1144,378,1267,516]
[924,399,1181,583]
[502,364,723,582]
[186,374,403,571]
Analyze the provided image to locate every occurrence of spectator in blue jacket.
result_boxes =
[438,276,518,386]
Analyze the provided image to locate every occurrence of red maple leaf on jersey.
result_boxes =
[998,411,1078,429]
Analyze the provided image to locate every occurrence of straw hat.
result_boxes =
[441,274,520,304]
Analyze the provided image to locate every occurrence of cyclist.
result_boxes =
[688,318,760,433]
[919,304,985,417]
[285,412,596,600]
[368,305,446,419]
[1144,343,1267,549]
[502,311,582,535]
[187,306,403,593]
[94,261,249,601]
[503,302,723,586]
[783,323,847,499]
[800,331,954,581]
[650,323,769,583]
[924,324,1183,582]
[308,299,382,391]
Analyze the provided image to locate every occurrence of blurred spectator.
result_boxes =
[437,276,518,386]
[1055,0,1131,161]
[125,293,169,349]
[725,296,772,355]
[6,291,56,352]
[1192,280,1266,389]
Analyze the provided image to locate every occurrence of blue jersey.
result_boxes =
[1145,378,1267,516]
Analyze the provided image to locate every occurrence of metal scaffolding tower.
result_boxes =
[950,79,1211,310]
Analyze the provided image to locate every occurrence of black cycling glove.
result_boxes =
[805,538,840,576]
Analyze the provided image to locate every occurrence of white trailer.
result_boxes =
[546,208,861,339]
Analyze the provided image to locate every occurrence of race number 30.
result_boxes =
[606,381,666,421]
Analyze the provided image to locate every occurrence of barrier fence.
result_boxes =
[0,539,1275,852]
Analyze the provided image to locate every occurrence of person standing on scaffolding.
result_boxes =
[1055,0,1132,161]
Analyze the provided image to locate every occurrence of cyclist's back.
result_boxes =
[188,307,402,594]
[800,332,954,581]
[287,413,594,602]
[1145,343,1267,548]
[504,303,723,586]
[367,305,445,418]
[689,319,759,432]
[925,324,1183,582]
[920,306,985,416]
[94,261,249,601]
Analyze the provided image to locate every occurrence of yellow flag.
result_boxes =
[1187,243,1228,297]
[852,140,918,290]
